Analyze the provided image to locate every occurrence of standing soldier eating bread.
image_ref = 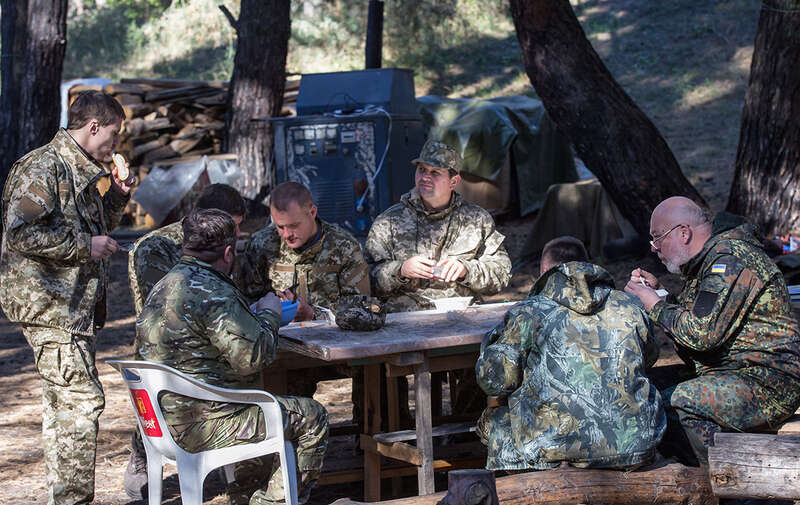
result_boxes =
[0,90,135,505]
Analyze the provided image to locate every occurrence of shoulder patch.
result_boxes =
[693,290,718,318]
[711,264,727,274]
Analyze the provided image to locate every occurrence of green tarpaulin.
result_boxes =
[417,95,577,216]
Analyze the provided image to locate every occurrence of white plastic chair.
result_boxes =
[107,360,298,505]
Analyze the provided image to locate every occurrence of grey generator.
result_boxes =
[271,68,425,238]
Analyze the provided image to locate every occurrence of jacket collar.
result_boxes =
[178,255,236,286]
[54,129,108,193]
[401,188,463,220]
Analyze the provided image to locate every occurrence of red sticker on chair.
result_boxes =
[130,389,163,437]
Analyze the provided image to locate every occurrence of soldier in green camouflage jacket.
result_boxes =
[237,181,370,321]
[0,91,135,505]
[137,209,328,505]
[476,237,665,470]
[626,197,800,465]
[124,183,246,499]
[365,139,511,313]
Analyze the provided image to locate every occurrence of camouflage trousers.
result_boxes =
[660,367,800,466]
[24,326,105,505]
[476,406,652,471]
[171,395,328,505]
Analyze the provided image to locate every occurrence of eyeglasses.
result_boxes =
[649,223,685,248]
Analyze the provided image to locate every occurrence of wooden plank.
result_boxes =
[415,358,435,495]
[373,422,476,444]
[143,152,236,167]
[365,364,382,502]
[387,354,478,378]
[361,434,422,466]
[278,303,515,362]
[318,457,487,486]
[104,82,147,95]
[329,463,714,505]
[121,77,229,89]
[709,432,800,499]
[778,414,800,435]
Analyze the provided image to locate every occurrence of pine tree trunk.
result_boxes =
[726,0,800,236]
[17,0,68,155]
[224,0,290,201]
[0,0,29,187]
[509,0,705,235]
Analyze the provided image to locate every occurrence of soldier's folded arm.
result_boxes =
[206,300,280,376]
[650,254,757,352]
[5,175,91,266]
[457,228,511,294]
[476,310,528,396]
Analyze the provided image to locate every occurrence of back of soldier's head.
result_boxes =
[182,209,237,263]
[196,184,247,219]
[541,236,589,275]
[270,181,313,212]
[67,90,125,130]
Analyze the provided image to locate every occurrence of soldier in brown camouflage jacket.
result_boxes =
[626,197,800,465]
[123,183,246,499]
[0,91,135,505]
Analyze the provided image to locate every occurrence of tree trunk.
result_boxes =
[330,463,715,505]
[223,0,290,201]
[17,0,68,156]
[709,433,800,500]
[0,0,29,187]
[726,1,800,236]
[509,0,705,235]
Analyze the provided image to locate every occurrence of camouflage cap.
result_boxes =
[411,139,462,173]
[335,294,386,331]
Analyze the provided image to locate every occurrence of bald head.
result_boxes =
[650,197,713,273]
[652,197,712,229]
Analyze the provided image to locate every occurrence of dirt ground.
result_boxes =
[0,218,686,505]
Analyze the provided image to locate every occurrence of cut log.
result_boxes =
[146,152,236,167]
[329,463,713,505]
[709,432,800,499]
[122,103,154,119]
[133,138,166,158]
[120,77,229,89]
[126,117,172,136]
[142,144,179,164]
[169,136,204,154]
[113,93,142,106]
[103,82,147,95]
[437,470,498,505]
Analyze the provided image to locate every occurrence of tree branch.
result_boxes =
[218,4,238,32]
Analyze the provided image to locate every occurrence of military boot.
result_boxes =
[123,449,148,499]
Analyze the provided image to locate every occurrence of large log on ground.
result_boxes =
[330,463,714,505]
[709,433,800,500]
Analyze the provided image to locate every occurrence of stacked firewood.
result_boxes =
[68,77,299,168]
[67,77,299,227]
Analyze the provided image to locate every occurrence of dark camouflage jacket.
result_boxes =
[476,262,665,470]
[137,256,280,425]
[0,129,129,338]
[651,219,800,386]
[236,219,370,319]
[365,189,511,312]
[128,220,183,316]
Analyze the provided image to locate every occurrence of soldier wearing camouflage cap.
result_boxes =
[124,183,247,499]
[0,91,136,505]
[138,209,328,505]
[366,138,511,415]
[625,197,800,466]
[476,237,665,470]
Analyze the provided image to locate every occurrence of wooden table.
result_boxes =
[272,302,516,501]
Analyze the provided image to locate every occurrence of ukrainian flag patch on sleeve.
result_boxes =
[711,264,727,274]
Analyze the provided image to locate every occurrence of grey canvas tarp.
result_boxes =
[417,95,577,216]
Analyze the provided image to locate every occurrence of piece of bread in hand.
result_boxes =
[112,153,129,180]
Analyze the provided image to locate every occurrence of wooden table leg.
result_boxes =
[386,370,402,497]
[414,357,435,495]
[364,364,382,501]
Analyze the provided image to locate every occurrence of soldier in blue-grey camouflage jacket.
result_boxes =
[477,237,665,470]
[0,91,136,505]
[137,209,328,505]
[626,197,800,466]
[123,183,247,499]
